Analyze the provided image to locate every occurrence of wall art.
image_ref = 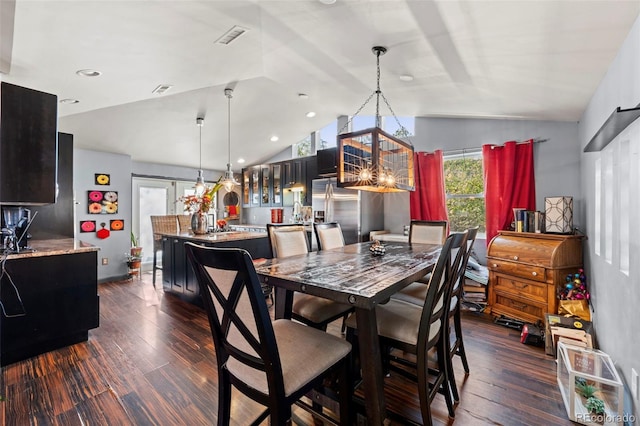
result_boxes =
[95,173,110,185]
[88,190,118,214]
[110,219,124,231]
[80,220,96,233]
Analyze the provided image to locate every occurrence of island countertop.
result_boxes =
[4,238,99,260]
[158,231,268,243]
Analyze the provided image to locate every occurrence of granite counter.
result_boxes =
[5,238,98,260]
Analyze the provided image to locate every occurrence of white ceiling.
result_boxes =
[2,0,639,173]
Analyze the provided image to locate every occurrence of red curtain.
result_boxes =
[483,140,536,244]
[409,150,449,222]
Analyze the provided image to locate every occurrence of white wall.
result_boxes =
[74,149,132,282]
[383,117,581,263]
[579,14,640,419]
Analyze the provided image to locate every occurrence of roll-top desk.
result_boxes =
[487,231,583,324]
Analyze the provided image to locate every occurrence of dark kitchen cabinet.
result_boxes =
[1,251,99,366]
[29,132,74,239]
[0,82,58,205]
[162,235,270,306]
[162,237,197,296]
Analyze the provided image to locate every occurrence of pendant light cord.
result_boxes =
[199,121,203,170]
[227,91,231,168]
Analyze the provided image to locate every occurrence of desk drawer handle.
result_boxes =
[514,282,529,289]
[492,263,498,268]
[531,271,538,277]
[513,255,519,261]
[511,301,527,310]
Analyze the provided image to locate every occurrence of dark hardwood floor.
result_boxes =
[1,272,575,425]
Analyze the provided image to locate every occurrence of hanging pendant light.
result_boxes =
[194,117,206,196]
[221,88,240,192]
[337,46,415,192]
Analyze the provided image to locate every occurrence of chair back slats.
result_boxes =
[185,243,283,389]
[451,226,479,300]
[409,220,448,245]
[177,214,192,232]
[150,215,179,249]
[313,222,345,251]
[418,231,468,350]
[267,224,309,258]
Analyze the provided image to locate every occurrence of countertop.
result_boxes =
[3,238,99,260]
[159,231,268,242]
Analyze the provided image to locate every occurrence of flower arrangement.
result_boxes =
[179,178,223,213]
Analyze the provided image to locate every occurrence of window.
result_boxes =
[444,150,486,235]
[292,135,312,158]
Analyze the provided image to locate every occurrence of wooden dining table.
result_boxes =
[254,240,441,425]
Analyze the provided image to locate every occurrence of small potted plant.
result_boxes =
[585,396,606,424]
[130,231,142,258]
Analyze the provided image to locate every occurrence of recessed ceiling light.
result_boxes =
[59,98,79,104]
[306,111,316,118]
[270,136,279,142]
[399,74,414,82]
[298,93,309,99]
[76,69,102,77]
[237,158,245,164]
[319,0,337,4]
[152,84,173,94]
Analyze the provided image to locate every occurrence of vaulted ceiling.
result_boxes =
[2,0,639,172]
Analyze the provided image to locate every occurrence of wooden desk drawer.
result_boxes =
[494,275,547,303]
[487,259,546,282]
[494,294,545,322]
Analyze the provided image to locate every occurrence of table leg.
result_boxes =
[355,306,386,425]
[273,286,293,320]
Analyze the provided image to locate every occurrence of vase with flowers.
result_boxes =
[179,178,223,235]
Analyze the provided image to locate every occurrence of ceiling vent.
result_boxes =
[152,84,173,95]
[215,25,249,45]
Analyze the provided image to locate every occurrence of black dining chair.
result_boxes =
[392,219,449,303]
[267,224,353,331]
[313,222,354,333]
[446,226,479,401]
[313,222,345,251]
[346,230,468,425]
[185,243,352,426]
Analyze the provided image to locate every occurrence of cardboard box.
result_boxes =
[544,313,594,356]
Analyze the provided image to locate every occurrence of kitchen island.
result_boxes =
[160,231,270,304]
[1,239,99,366]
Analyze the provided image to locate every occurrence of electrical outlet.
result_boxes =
[632,368,639,401]
[101,257,108,265]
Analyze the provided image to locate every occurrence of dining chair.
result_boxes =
[346,231,468,425]
[409,220,448,245]
[313,222,345,251]
[313,222,354,333]
[185,243,352,426]
[392,219,449,302]
[267,224,353,331]
[177,214,192,232]
[149,215,179,287]
[446,226,479,401]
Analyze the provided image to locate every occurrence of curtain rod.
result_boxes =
[442,137,548,156]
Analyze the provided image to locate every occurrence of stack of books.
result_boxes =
[461,257,489,312]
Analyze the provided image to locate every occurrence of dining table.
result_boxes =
[254,240,441,425]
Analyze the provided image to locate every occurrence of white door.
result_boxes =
[132,178,176,264]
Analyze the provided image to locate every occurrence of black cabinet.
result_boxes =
[0,82,58,205]
[162,237,196,296]
[241,156,318,208]
[0,251,99,366]
[29,133,74,239]
[162,235,271,305]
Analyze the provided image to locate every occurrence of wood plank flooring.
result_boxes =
[1,272,575,425]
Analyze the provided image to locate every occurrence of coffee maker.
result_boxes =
[1,206,33,252]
